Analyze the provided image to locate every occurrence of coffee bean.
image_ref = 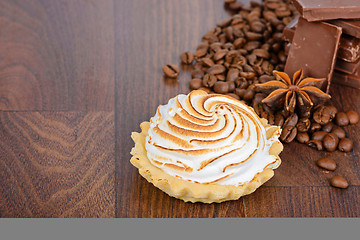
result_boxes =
[259,74,274,83]
[331,127,346,139]
[193,62,203,70]
[275,8,291,17]
[194,48,207,59]
[308,140,323,151]
[216,74,226,81]
[191,69,204,79]
[250,21,265,33]
[162,64,180,78]
[338,138,353,152]
[296,118,311,132]
[243,89,255,101]
[201,58,215,67]
[268,112,275,125]
[214,49,228,61]
[327,105,338,120]
[245,31,263,41]
[207,64,226,75]
[330,176,349,189]
[313,106,331,125]
[322,122,334,133]
[210,42,222,52]
[228,81,235,92]
[244,41,261,52]
[189,78,202,90]
[263,10,277,20]
[202,74,217,88]
[312,131,327,141]
[226,93,240,100]
[275,112,285,127]
[323,133,339,152]
[228,1,243,11]
[217,17,232,28]
[226,68,239,82]
[235,88,247,98]
[253,49,270,59]
[180,52,194,64]
[346,110,359,124]
[335,112,349,126]
[280,125,297,143]
[284,113,298,127]
[296,132,309,143]
[233,38,246,49]
[310,122,322,133]
[213,81,229,94]
[240,71,255,80]
[316,157,336,171]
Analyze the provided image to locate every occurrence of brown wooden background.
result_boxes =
[0,0,359,218]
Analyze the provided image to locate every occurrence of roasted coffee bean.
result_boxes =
[243,89,255,101]
[296,132,309,143]
[207,64,226,75]
[216,74,226,81]
[310,122,322,133]
[236,77,249,89]
[327,105,338,119]
[228,81,235,92]
[240,71,256,80]
[275,7,291,17]
[331,127,346,139]
[335,112,349,126]
[226,68,240,82]
[244,41,261,52]
[245,31,263,41]
[233,37,246,49]
[210,42,222,52]
[316,157,336,171]
[322,122,334,133]
[180,52,194,64]
[189,78,202,90]
[312,131,327,141]
[330,176,349,189]
[277,51,287,63]
[202,74,217,88]
[217,17,232,28]
[191,69,204,79]
[235,88,247,99]
[213,81,229,94]
[213,49,228,61]
[308,140,323,151]
[250,21,265,33]
[268,112,275,125]
[271,42,281,53]
[283,113,298,127]
[338,138,353,152]
[198,87,212,94]
[259,74,274,83]
[313,106,331,125]
[275,112,285,127]
[196,42,209,50]
[162,64,180,78]
[194,48,207,59]
[323,133,339,152]
[226,93,240,100]
[296,118,311,132]
[280,125,297,143]
[263,10,277,20]
[253,49,270,59]
[193,62,203,70]
[346,110,359,124]
[261,111,269,121]
[201,58,215,67]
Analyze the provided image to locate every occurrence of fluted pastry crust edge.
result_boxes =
[130,121,282,203]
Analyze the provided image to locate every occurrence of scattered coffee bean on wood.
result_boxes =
[180,52,194,64]
[308,140,323,151]
[338,138,353,152]
[330,176,349,189]
[346,110,359,125]
[316,157,336,171]
[323,133,339,152]
[163,64,180,78]
[331,127,346,139]
[335,112,349,126]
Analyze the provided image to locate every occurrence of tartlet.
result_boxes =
[130,90,283,203]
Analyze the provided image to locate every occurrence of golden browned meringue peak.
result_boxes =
[145,90,282,186]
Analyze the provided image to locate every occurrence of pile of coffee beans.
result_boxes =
[178,0,298,103]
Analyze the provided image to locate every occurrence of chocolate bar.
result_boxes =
[333,68,360,89]
[285,17,342,93]
[282,17,360,63]
[335,58,360,74]
[329,19,360,39]
[291,0,360,22]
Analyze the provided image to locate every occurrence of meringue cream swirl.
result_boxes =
[145,90,281,186]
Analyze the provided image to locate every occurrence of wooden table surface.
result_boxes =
[1,0,359,218]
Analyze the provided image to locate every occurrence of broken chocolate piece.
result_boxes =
[333,68,360,89]
[285,17,342,93]
[329,19,360,39]
[292,0,360,22]
[335,57,360,74]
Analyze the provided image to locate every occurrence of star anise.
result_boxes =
[255,69,331,117]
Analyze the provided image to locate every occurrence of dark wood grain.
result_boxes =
[0,0,359,218]
[0,112,115,217]
[0,0,114,111]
